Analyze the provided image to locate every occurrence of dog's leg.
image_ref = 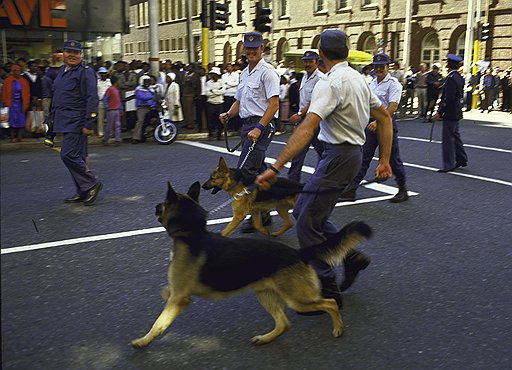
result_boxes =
[251,289,291,345]
[270,204,294,237]
[251,211,270,236]
[289,298,344,338]
[221,215,246,236]
[131,295,191,348]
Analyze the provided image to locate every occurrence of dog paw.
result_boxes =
[131,337,149,349]
[251,335,272,345]
[332,326,344,338]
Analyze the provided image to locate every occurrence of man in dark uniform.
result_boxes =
[432,54,468,172]
[51,40,102,205]
[256,30,392,310]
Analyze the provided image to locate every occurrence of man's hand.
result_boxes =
[289,113,301,124]
[219,112,230,124]
[374,163,392,181]
[248,127,262,142]
[367,120,377,132]
[82,128,94,136]
[432,113,441,121]
[256,168,278,190]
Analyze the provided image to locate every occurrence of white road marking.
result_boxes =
[398,136,512,153]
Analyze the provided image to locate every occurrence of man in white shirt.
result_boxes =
[205,67,224,140]
[97,66,111,137]
[222,63,240,132]
[257,30,392,309]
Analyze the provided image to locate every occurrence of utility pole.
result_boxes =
[201,0,209,69]
[403,0,413,69]
[185,0,194,63]
[471,0,482,109]
[463,0,475,75]
[148,0,160,77]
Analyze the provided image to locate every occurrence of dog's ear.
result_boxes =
[166,182,179,203]
[219,157,228,172]
[187,181,201,202]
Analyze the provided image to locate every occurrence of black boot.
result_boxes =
[339,250,370,292]
[241,211,272,233]
[389,186,409,203]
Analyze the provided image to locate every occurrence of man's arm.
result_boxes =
[220,99,240,123]
[370,105,393,180]
[256,112,321,189]
[247,95,279,142]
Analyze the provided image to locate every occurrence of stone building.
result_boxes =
[121,0,512,69]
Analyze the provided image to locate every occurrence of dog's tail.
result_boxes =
[299,221,372,266]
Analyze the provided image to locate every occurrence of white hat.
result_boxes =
[166,72,176,81]
[209,67,222,76]
[432,63,441,69]
[98,67,108,73]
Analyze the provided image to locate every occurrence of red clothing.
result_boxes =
[104,85,121,110]
[1,75,30,111]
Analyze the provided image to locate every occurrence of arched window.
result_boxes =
[456,32,466,57]
[311,35,320,49]
[362,34,376,55]
[276,38,289,64]
[223,42,232,66]
[422,32,440,66]
[236,41,243,61]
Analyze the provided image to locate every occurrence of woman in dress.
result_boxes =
[164,73,183,124]
[1,65,30,142]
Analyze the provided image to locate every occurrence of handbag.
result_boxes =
[0,106,9,129]
[25,110,46,133]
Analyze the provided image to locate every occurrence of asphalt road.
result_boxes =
[1,112,511,370]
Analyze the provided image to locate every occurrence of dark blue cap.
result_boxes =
[302,50,319,60]
[243,32,263,48]
[319,30,348,49]
[372,53,390,65]
[446,53,463,63]
[63,40,82,51]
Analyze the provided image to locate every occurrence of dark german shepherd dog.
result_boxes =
[202,157,303,237]
[131,182,372,348]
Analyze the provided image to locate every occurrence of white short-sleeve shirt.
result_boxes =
[309,61,382,145]
[235,58,280,119]
[369,73,403,109]
[299,68,323,111]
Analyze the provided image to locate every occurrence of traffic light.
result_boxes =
[480,22,491,41]
[210,1,228,31]
[254,2,271,33]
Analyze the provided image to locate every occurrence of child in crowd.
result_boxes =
[102,75,122,146]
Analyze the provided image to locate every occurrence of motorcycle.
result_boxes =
[143,100,178,145]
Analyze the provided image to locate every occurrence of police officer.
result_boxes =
[287,50,324,183]
[343,53,408,203]
[256,30,393,307]
[220,31,280,232]
[51,40,102,205]
[432,54,468,172]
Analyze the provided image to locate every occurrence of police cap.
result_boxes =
[63,40,82,52]
[302,50,319,60]
[446,53,463,63]
[319,30,348,49]
[372,53,390,65]
[243,32,263,48]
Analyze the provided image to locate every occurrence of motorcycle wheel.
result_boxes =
[154,120,178,145]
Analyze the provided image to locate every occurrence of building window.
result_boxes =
[422,32,440,66]
[362,34,376,54]
[177,0,183,19]
[160,0,170,22]
[315,0,325,12]
[456,32,466,57]
[279,0,288,17]
[362,0,377,6]
[237,0,243,23]
[171,38,177,50]
[178,37,184,50]
[192,0,199,16]
[165,39,170,51]
[338,0,349,9]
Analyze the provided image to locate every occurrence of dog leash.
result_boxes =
[208,183,258,215]
[223,118,245,153]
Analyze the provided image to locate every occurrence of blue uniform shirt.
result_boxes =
[437,70,464,121]
[51,63,98,133]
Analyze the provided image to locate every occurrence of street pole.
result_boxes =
[403,0,413,69]
[472,0,482,109]
[463,0,475,74]
[148,0,160,77]
[201,0,209,69]
[185,0,194,64]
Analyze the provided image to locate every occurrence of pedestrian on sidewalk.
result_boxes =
[102,75,122,146]
[51,40,102,205]
[1,64,30,143]
[432,54,468,172]
[205,67,224,140]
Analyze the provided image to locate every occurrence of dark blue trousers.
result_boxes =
[442,119,468,170]
[349,124,406,190]
[287,126,323,182]
[60,132,97,196]
[293,142,362,280]
[237,117,274,176]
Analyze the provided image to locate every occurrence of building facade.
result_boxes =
[121,0,512,70]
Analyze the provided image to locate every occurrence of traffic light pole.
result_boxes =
[471,0,482,109]
[201,0,208,69]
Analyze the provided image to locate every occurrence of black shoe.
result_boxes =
[437,168,455,173]
[389,187,409,203]
[83,182,103,206]
[296,277,343,316]
[339,189,356,202]
[64,194,85,203]
[339,251,370,292]
[131,139,141,144]
[456,162,467,168]
[241,212,272,233]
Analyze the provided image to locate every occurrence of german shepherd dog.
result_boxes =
[202,157,303,237]
[131,182,372,348]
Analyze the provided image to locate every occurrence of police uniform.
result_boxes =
[287,50,324,182]
[292,31,382,287]
[346,53,408,201]
[437,54,468,172]
[234,32,280,176]
[51,40,101,202]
